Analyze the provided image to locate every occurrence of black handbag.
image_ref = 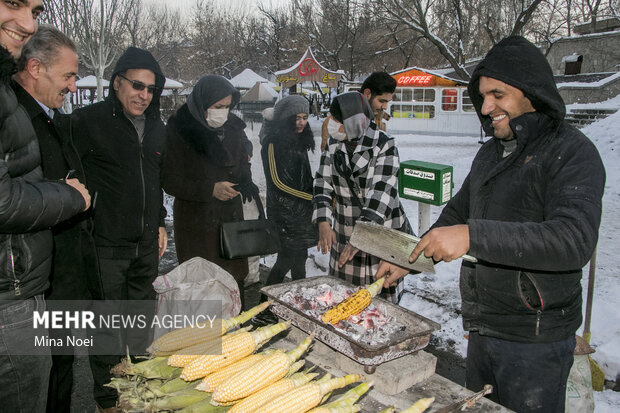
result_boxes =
[219,197,281,259]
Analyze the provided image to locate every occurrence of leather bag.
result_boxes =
[219,197,281,259]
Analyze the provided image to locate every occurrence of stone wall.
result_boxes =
[558,75,620,104]
[545,31,620,75]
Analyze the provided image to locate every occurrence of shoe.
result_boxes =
[250,308,279,327]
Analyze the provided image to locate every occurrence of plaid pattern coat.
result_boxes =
[312,121,410,303]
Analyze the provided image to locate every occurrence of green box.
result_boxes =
[399,160,453,206]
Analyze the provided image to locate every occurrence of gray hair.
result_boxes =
[17,24,77,72]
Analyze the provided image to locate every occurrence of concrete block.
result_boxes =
[286,325,436,395]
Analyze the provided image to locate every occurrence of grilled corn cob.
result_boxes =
[180,321,290,381]
[211,334,314,403]
[321,277,385,325]
[255,373,363,413]
[401,397,435,413]
[148,301,272,355]
[226,371,318,413]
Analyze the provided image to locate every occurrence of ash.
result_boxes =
[280,283,406,345]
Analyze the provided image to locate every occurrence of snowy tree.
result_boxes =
[375,0,544,80]
[44,0,138,101]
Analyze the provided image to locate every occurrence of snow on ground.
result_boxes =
[243,111,620,410]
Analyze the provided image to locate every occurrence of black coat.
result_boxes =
[163,104,251,281]
[434,36,606,343]
[0,47,85,301]
[72,96,166,256]
[13,83,102,300]
[260,127,317,249]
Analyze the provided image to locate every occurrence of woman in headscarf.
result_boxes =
[163,75,258,308]
[313,92,412,303]
[259,95,317,290]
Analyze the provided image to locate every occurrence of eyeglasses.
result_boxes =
[117,73,159,94]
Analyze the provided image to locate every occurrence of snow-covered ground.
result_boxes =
[243,103,620,410]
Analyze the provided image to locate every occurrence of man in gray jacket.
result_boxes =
[0,2,90,411]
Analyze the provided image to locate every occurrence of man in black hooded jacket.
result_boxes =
[72,47,168,412]
[377,36,605,413]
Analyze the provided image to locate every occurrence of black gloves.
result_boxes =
[237,182,260,203]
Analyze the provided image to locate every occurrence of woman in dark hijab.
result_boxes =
[163,75,258,308]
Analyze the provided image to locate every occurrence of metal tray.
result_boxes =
[261,276,440,366]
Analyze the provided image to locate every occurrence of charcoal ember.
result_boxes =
[279,283,406,346]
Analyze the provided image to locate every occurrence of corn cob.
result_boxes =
[285,359,305,377]
[308,405,361,413]
[148,301,272,355]
[177,398,229,413]
[377,408,395,413]
[401,397,435,413]
[144,388,212,412]
[321,277,385,325]
[197,351,273,392]
[226,371,318,413]
[209,360,306,407]
[315,381,373,409]
[114,356,182,380]
[180,321,290,381]
[212,334,314,403]
[255,373,363,413]
[168,326,252,367]
[154,377,198,396]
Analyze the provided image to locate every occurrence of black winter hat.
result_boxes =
[468,36,566,135]
[109,47,166,116]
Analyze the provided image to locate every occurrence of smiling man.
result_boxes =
[377,36,606,413]
[12,24,101,413]
[71,47,168,412]
[1,2,91,412]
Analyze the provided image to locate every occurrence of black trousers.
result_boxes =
[90,247,159,409]
[466,331,575,413]
[266,247,308,286]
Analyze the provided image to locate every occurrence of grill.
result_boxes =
[261,276,440,368]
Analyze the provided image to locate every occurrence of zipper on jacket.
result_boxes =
[128,116,147,252]
[8,240,21,296]
[535,310,542,336]
[138,141,146,244]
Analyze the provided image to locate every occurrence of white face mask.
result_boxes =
[206,108,229,128]
[327,118,347,141]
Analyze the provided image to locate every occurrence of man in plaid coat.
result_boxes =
[313,92,411,303]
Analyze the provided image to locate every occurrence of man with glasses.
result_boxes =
[72,47,168,412]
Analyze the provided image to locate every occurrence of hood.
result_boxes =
[108,47,165,118]
[330,92,374,140]
[187,74,240,130]
[468,36,565,136]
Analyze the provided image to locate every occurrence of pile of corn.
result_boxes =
[105,302,371,412]
[321,277,386,325]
